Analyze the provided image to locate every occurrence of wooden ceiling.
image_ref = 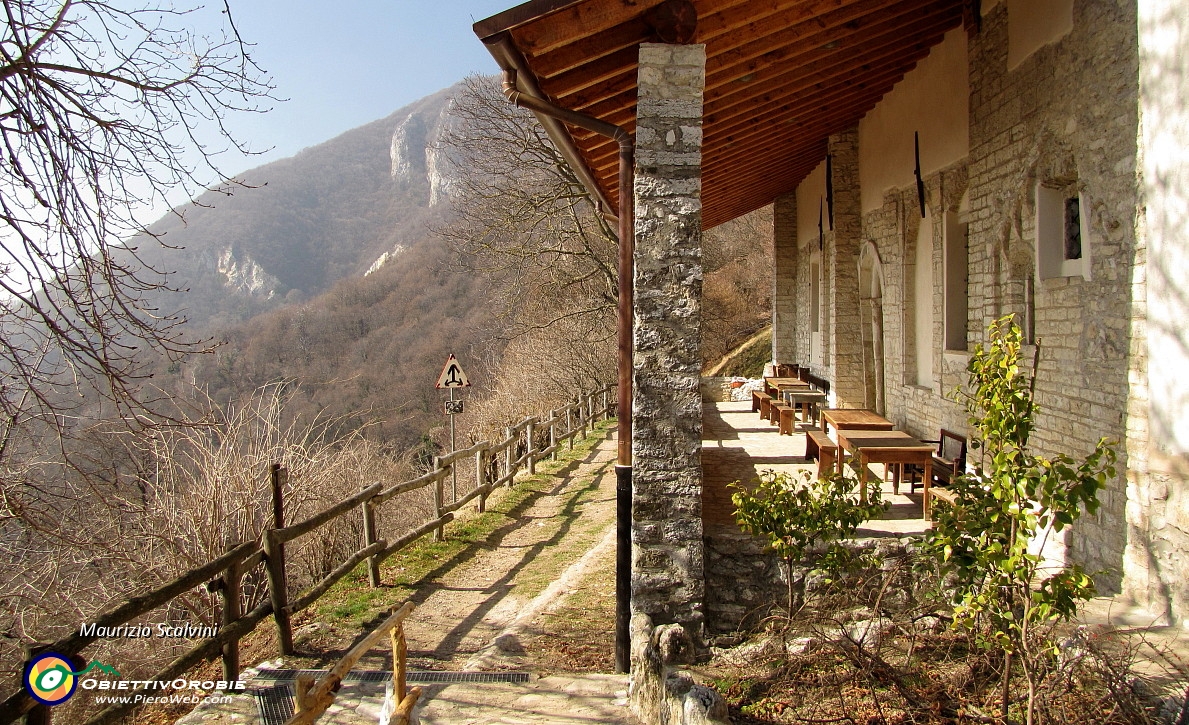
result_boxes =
[475,0,967,229]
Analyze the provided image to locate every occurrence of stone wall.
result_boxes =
[962,1,1138,589]
[772,193,798,365]
[826,130,866,407]
[632,42,708,639]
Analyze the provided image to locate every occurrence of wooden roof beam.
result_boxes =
[565,1,961,141]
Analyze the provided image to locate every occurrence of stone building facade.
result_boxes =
[767,0,1187,626]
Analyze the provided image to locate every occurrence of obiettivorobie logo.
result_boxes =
[24,651,242,708]
[23,653,120,706]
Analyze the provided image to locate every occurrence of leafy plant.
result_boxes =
[731,469,889,619]
[926,316,1117,725]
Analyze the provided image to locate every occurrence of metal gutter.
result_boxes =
[477,31,635,675]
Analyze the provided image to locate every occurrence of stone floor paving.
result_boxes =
[702,399,932,537]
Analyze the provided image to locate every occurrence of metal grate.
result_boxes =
[408,671,529,684]
[253,683,293,725]
[254,668,529,684]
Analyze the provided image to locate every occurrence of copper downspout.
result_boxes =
[500,69,634,471]
[501,70,634,674]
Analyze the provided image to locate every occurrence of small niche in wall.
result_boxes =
[1036,181,1091,281]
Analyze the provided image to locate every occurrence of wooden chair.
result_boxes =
[906,429,967,494]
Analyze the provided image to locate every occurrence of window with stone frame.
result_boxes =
[944,212,969,351]
[1036,180,1090,281]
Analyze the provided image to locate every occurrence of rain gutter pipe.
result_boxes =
[500,68,634,676]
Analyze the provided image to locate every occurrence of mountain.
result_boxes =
[138,84,462,332]
[133,81,502,447]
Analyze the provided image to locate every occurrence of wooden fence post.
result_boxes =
[566,405,574,450]
[526,419,536,475]
[549,413,558,461]
[263,528,293,655]
[220,548,242,685]
[603,386,610,420]
[504,426,515,487]
[476,444,488,513]
[391,623,407,705]
[361,487,381,588]
[433,456,445,541]
[266,464,294,655]
[22,645,51,725]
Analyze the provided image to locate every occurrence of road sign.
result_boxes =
[435,354,471,389]
[444,400,464,415]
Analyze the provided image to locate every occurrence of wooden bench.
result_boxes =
[805,428,837,478]
[751,390,772,414]
[776,405,796,436]
[928,487,957,515]
[768,400,789,426]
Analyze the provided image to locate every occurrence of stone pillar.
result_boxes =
[826,129,866,406]
[631,42,706,641]
[772,193,798,365]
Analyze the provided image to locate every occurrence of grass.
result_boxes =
[311,419,617,628]
[716,328,772,378]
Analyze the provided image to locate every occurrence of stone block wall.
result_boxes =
[772,193,798,365]
[963,1,1139,589]
[827,130,867,407]
[632,42,708,639]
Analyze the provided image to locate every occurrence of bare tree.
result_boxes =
[436,74,619,337]
[0,0,276,457]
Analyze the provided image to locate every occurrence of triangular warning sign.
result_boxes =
[435,354,470,389]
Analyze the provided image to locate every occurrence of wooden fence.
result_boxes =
[1,384,615,725]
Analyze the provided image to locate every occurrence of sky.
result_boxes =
[212,1,519,175]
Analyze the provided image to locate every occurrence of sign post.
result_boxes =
[435,354,471,500]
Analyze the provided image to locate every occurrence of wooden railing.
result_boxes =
[286,602,419,725]
[1,384,615,725]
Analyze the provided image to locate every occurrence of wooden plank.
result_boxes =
[275,481,384,544]
[292,602,416,724]
[442,483,494,515]
[510,0,670,55]
[473,0,586,39]
[378,513,456,561]
[437,439,488,466]
[375,467,448,505]
[287,540,388,615]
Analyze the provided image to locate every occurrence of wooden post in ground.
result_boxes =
[263,529,293,655]
[390,624,407,704]
[433,457,445,541]
[219,547,242,684]
[526,418,536,475]
[475,444,488,513]
[504,426,514,486]
[566,404,574,450]
[361,487,381,587]
[550,413,558,461]
[266,464,294,655]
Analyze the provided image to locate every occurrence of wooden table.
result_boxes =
[819,408,895,437]
[784,388,828,424]
[833,429,936,518]
[763,376,809,397]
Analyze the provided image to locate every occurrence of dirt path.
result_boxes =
[401,431,618,670]
[176,426,636,724]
